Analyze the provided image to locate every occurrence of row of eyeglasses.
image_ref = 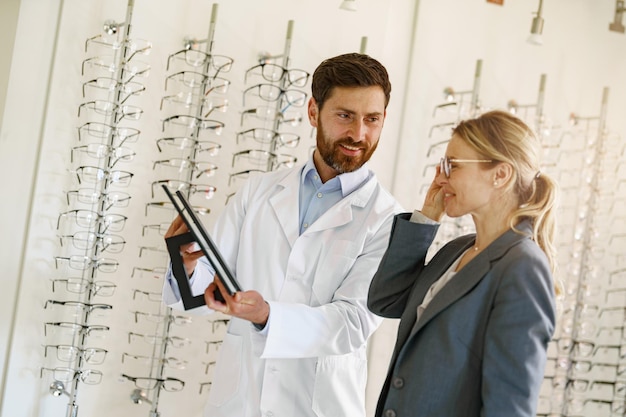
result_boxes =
[534,103,626,417]
[228,57,310,190]
[42,25,153,398]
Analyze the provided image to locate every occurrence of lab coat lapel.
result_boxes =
[304,175,375,234]
[268,169,302,248]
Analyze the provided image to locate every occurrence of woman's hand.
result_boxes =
[421,166,445,222]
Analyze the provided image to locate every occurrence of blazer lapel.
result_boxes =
[398,236,475,344]
[409,220,534,336]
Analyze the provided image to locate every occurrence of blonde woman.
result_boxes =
[368,110,558,417]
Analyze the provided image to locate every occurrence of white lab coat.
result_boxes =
[164,163,402,417]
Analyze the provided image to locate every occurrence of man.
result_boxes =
[163,52,403,417]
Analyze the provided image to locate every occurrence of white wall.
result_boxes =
[1,0,625,417]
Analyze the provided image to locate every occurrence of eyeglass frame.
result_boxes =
[66,188,131,210]
[244,62,310,87]
[242,83,307,107]
[43,321,110,337]
[121,373,185,392]
[51,278,116,297]
[43,344,108,365]
[439,156,493,178]
[155,137,221,156]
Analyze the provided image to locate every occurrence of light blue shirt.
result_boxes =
[298,155,372,235]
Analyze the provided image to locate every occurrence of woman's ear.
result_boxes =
[494,162,513,187]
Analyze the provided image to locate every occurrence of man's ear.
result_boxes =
[307,98,318,128]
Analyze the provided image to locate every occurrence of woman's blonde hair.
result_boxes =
[453,110,559,287]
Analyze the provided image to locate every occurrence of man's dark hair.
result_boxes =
[311,53,391,110]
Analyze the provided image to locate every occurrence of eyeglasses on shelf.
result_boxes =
[84,34,152,59]
[144,201,210,216]
[153,158,218,179]
[66,189,131,210]
[141,222,171,237]
[155,137,221,156]
[59,231,126,254]
[199,381,212,394]
[165,72,231,95]
[44,344,108,365]
[82,77,145,104]
[78,100,143,121]
[51,278,116,297]
[131,289,162,303]
[40,366,103,385]
[71,143,136,167]
[121,373,185,392]
[204,340,222,354]
[162,114,225,135]
[73,166,134,188]
[242,83,307,107]
[131,266,167,279]
[54,255,119,273]
[81,56,151,82]
[121,352,188,370]
[164,70,209,91]
[244,63,309,87]
[166,49,233,76]
[127,332,190,349]
[228,169,265,186]
[151,179,216,200]
[44,299,113,315]
[232,149,297,170]
[160,92,229,118]
[138,246,167,258]
[56,209,127,232]
[77,122,140,146]
[44,321,110,337]
[131,310,192,326]
[240,105,303,127]
[236,128,300,148]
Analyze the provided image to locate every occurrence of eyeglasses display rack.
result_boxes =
[532,88,626,417]
[43,1,149,416]
[128,3,233,415]
[231,20,307,197]
[423,59,484,255]
[500,82,626,417]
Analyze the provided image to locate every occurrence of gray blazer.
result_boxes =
[368,213,556,417]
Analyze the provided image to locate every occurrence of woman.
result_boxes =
[368,110,558,417]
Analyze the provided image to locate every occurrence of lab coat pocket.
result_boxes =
[312,354,367,417]
[312,240,360,304]
[206,332,243,406]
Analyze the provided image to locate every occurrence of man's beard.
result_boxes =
[315,121,378,174]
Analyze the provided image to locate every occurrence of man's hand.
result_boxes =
[164,215,204,276]
[205,275,270,328]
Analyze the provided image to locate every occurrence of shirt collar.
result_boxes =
[301,151,371,197]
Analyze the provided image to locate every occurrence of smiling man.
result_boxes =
[162,53,403,417]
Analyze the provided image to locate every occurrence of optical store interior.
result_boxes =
[1,0,626,416]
